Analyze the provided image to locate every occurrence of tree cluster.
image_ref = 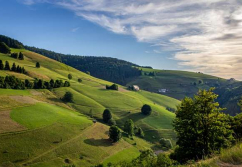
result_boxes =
[25,46,142,85]
[0,75,70,90]
[106,84,118,90]
[33,79,70,89]
[0,60,26,74]
[0,35,24,49]
[0,42,11,54]
[11,52,24,60]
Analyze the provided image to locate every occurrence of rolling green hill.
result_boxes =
[125,67,242,115]
[0,48,180,167]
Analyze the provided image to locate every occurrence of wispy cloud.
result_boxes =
[23,0,242,79]
[71,27,80,32]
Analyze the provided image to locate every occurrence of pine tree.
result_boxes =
[36,62,40,68]
[11,63,17,71]
[4,61,10,70]
[103,109,112,123]
[19,52,24,60]
[0,60,4,70]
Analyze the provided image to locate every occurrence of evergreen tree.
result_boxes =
[124,119,134,136]
[103,109,112,123]
[16,65,20,72]
[172,88,234,163]
[0,42,11,54]
[64,81,70,87]
[109,126,122,143]
[11,63,17,71]
[19,52,24,60]
[50,79,55,88]
[36,62,40,68]
[0,60,4,70]
[4,61,10,70]
[141,104,152,115]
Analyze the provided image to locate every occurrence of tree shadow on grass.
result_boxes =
[84,138,112,147]
[116,112,147,125]
[47,97,62,103]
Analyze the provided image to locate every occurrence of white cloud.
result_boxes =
[23,0,242,79]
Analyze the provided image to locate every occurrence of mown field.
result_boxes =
[0,49,180,166]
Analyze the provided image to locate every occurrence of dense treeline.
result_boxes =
[0,35,24,49]
[11,52,24,60]
[25,46,142,84]
[0,60,26,74]
[0,76,70,90]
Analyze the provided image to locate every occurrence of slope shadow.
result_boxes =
[84,138,112,147]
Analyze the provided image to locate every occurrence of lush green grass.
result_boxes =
[0,89,30,95]
[11,103,92,129]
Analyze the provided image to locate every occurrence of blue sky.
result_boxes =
[0,0,242,79]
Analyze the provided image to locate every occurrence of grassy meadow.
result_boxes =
[0,49,180,166]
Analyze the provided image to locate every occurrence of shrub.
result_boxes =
[124,119,134,136]
[106,84,118,90]
[137,127,144,138]
[62,92,73,102]
[68,74,72,80]
[141,104,152,115]
[159,138,172,150]
[36,62,40,68]
[108,119,116,126]
[78,78,82,83]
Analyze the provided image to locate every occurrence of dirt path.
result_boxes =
[21,123,96,166]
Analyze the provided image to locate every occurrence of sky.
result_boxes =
[0,0,242,79]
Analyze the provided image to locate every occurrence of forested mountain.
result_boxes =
[0,35,24,49]
[25,46,142,84]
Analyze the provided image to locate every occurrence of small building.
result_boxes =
[158,89,168,93]
[133,85,140,91]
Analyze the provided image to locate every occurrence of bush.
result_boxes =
[159,138,172,150]
[141,104,152,115]
[106,84,118,90]
[157,153,174,167]
[108,119,116,126]
[137,127,144,138]
[62,92,73,102]
[78,78,82,83]
[68,74,72,80]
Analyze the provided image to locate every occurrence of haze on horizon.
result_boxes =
[1,0,242,80]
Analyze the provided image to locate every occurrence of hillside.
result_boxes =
[25,45,242,115]
[125,68,242,115]
[0,48,180,167]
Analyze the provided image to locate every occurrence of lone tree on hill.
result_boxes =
[172,88,234,163]
[0,42,11,54]
[68,74,72,80]
[103,109,112,123]
[109,126,122,143]
[106,84,118,90]
[124,119,134,137]
[62,92,73,102]
[19,52,24,60]
[141,104,152,115]
[78,78,82,83]
[36,62,40,68]
[4,61,10,70]
[0,60,4,70]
